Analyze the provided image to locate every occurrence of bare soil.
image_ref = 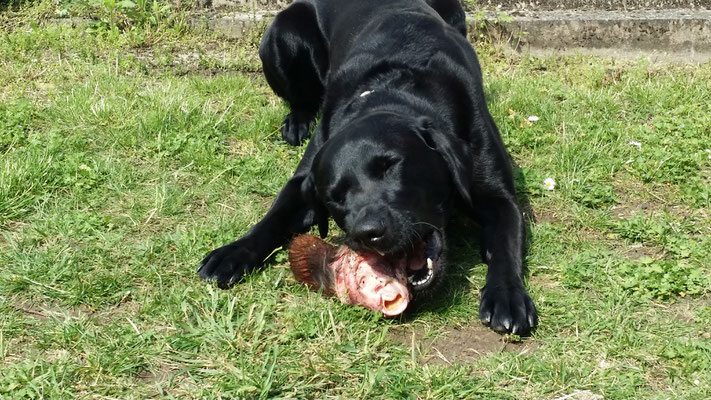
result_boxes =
[389,322,538,365]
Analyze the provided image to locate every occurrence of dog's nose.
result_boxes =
[351,219,386,246]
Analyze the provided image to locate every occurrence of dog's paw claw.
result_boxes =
[479,282,537,336]
[197,242,260,289]
[281,111,314,146]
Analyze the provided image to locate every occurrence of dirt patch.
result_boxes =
[612,176,708,220]
[662,296,711,325]
[534,204,563,225]
[532,274,562,290]
[389,322,538,365]
[136,363,178,386]
[612,202,709,221]
[129,46,259,78]
[224,136,259,156]
[622,243,665,260]
[12,298,90,321]
[96,299,142,324]
[11,294,141,324]
[611,177,669,217]
[132,362,185,398]
[550,390,604,400]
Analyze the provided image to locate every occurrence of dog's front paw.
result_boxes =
[197,242,261,289]
[479,282,538,335]
[281,111,313,146]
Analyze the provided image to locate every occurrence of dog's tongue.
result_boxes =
[288,235,410,316]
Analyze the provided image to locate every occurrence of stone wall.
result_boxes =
[210,0,289,10]
[477,0,709,11]
[194,0,711,62]
[206,0,711,11]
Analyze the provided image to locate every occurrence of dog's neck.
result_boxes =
[321,67,450,140]
[350,86,443,126]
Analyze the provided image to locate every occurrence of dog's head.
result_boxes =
[302,111,472,294]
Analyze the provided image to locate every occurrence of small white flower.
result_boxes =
[629,141,642,150]
[570,178,580,183]
[694,379,700,386]
[543,177,556,191]
[527,115,539,122]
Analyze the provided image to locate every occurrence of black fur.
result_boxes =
[197,0,538,335]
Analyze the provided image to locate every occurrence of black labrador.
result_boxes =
[198,0,538,335]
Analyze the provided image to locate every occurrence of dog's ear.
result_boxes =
[415,117,473,207]
[301,173,329,238]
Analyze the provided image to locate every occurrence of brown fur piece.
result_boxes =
[288,234,338,295]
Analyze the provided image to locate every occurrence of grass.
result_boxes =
[1,2,710,399]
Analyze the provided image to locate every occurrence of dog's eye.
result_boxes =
[329,180,350,204]
[368,156,399,179]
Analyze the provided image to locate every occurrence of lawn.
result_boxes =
[1,1,710,399]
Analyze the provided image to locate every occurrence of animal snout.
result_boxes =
[351,217,387,246]
[349,206,394,251]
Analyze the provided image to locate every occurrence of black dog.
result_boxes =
[198,0,538,335]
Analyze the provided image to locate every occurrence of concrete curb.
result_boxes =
[486,9,711,62]
[476,0,708,11]
[190,11,272,39]
[209,0,711,11]
[190,8,711,63]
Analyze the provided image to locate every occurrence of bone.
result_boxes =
[287,234,338,295]
[288,234,410,316]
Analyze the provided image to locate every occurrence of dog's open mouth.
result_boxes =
[387,230,444,291]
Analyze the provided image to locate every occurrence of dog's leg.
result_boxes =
[259,1,328,145]
[417,110,537,335]
[199,2,330,288]
[472,115,538,336]
[198,139,324,288]
[425,0,467,37]
[475,194,538,335]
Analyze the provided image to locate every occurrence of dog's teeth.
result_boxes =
[376,250,385,257]
[409,261,436,288]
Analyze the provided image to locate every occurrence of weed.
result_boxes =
[87,0,172,31]
[618,256,708,299]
